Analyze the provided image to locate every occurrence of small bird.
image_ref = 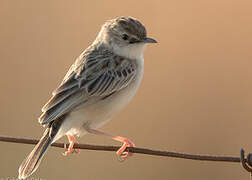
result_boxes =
[18,16,157,179]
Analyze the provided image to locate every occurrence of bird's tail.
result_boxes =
[18,128,53,179]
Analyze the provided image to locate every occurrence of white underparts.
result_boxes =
[112,43,146,60]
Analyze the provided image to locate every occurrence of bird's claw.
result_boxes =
[116,139,135,161]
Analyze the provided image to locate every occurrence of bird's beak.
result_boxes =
[143,37,157,43]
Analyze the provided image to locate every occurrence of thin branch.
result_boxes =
[0,135,243,163]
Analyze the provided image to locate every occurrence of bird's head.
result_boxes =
[95,16,157,59]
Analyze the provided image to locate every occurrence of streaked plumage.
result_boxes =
[18,16,157,179]
[39,45,138,125]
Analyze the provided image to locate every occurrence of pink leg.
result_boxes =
[62,135,80,156]
[85,128,135,161]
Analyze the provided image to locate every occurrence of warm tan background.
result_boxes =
[0,0,252,179]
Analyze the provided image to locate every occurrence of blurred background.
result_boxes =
[0,0,252,179]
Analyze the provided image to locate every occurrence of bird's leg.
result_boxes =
[62,135,80,156]
[85,128,135,161]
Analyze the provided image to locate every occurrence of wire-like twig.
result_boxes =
[0,135,243,163]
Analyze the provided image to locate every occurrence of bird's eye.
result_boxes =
[122,34,129,40]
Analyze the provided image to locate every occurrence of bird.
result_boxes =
[18,16,157,179]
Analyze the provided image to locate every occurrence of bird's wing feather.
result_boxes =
[39,47,137,125]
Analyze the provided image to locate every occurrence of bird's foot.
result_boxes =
[83,128,135,161]
[116,137,135,161]
[62,135,80,156]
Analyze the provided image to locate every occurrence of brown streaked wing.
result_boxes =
[38,46,137,125]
